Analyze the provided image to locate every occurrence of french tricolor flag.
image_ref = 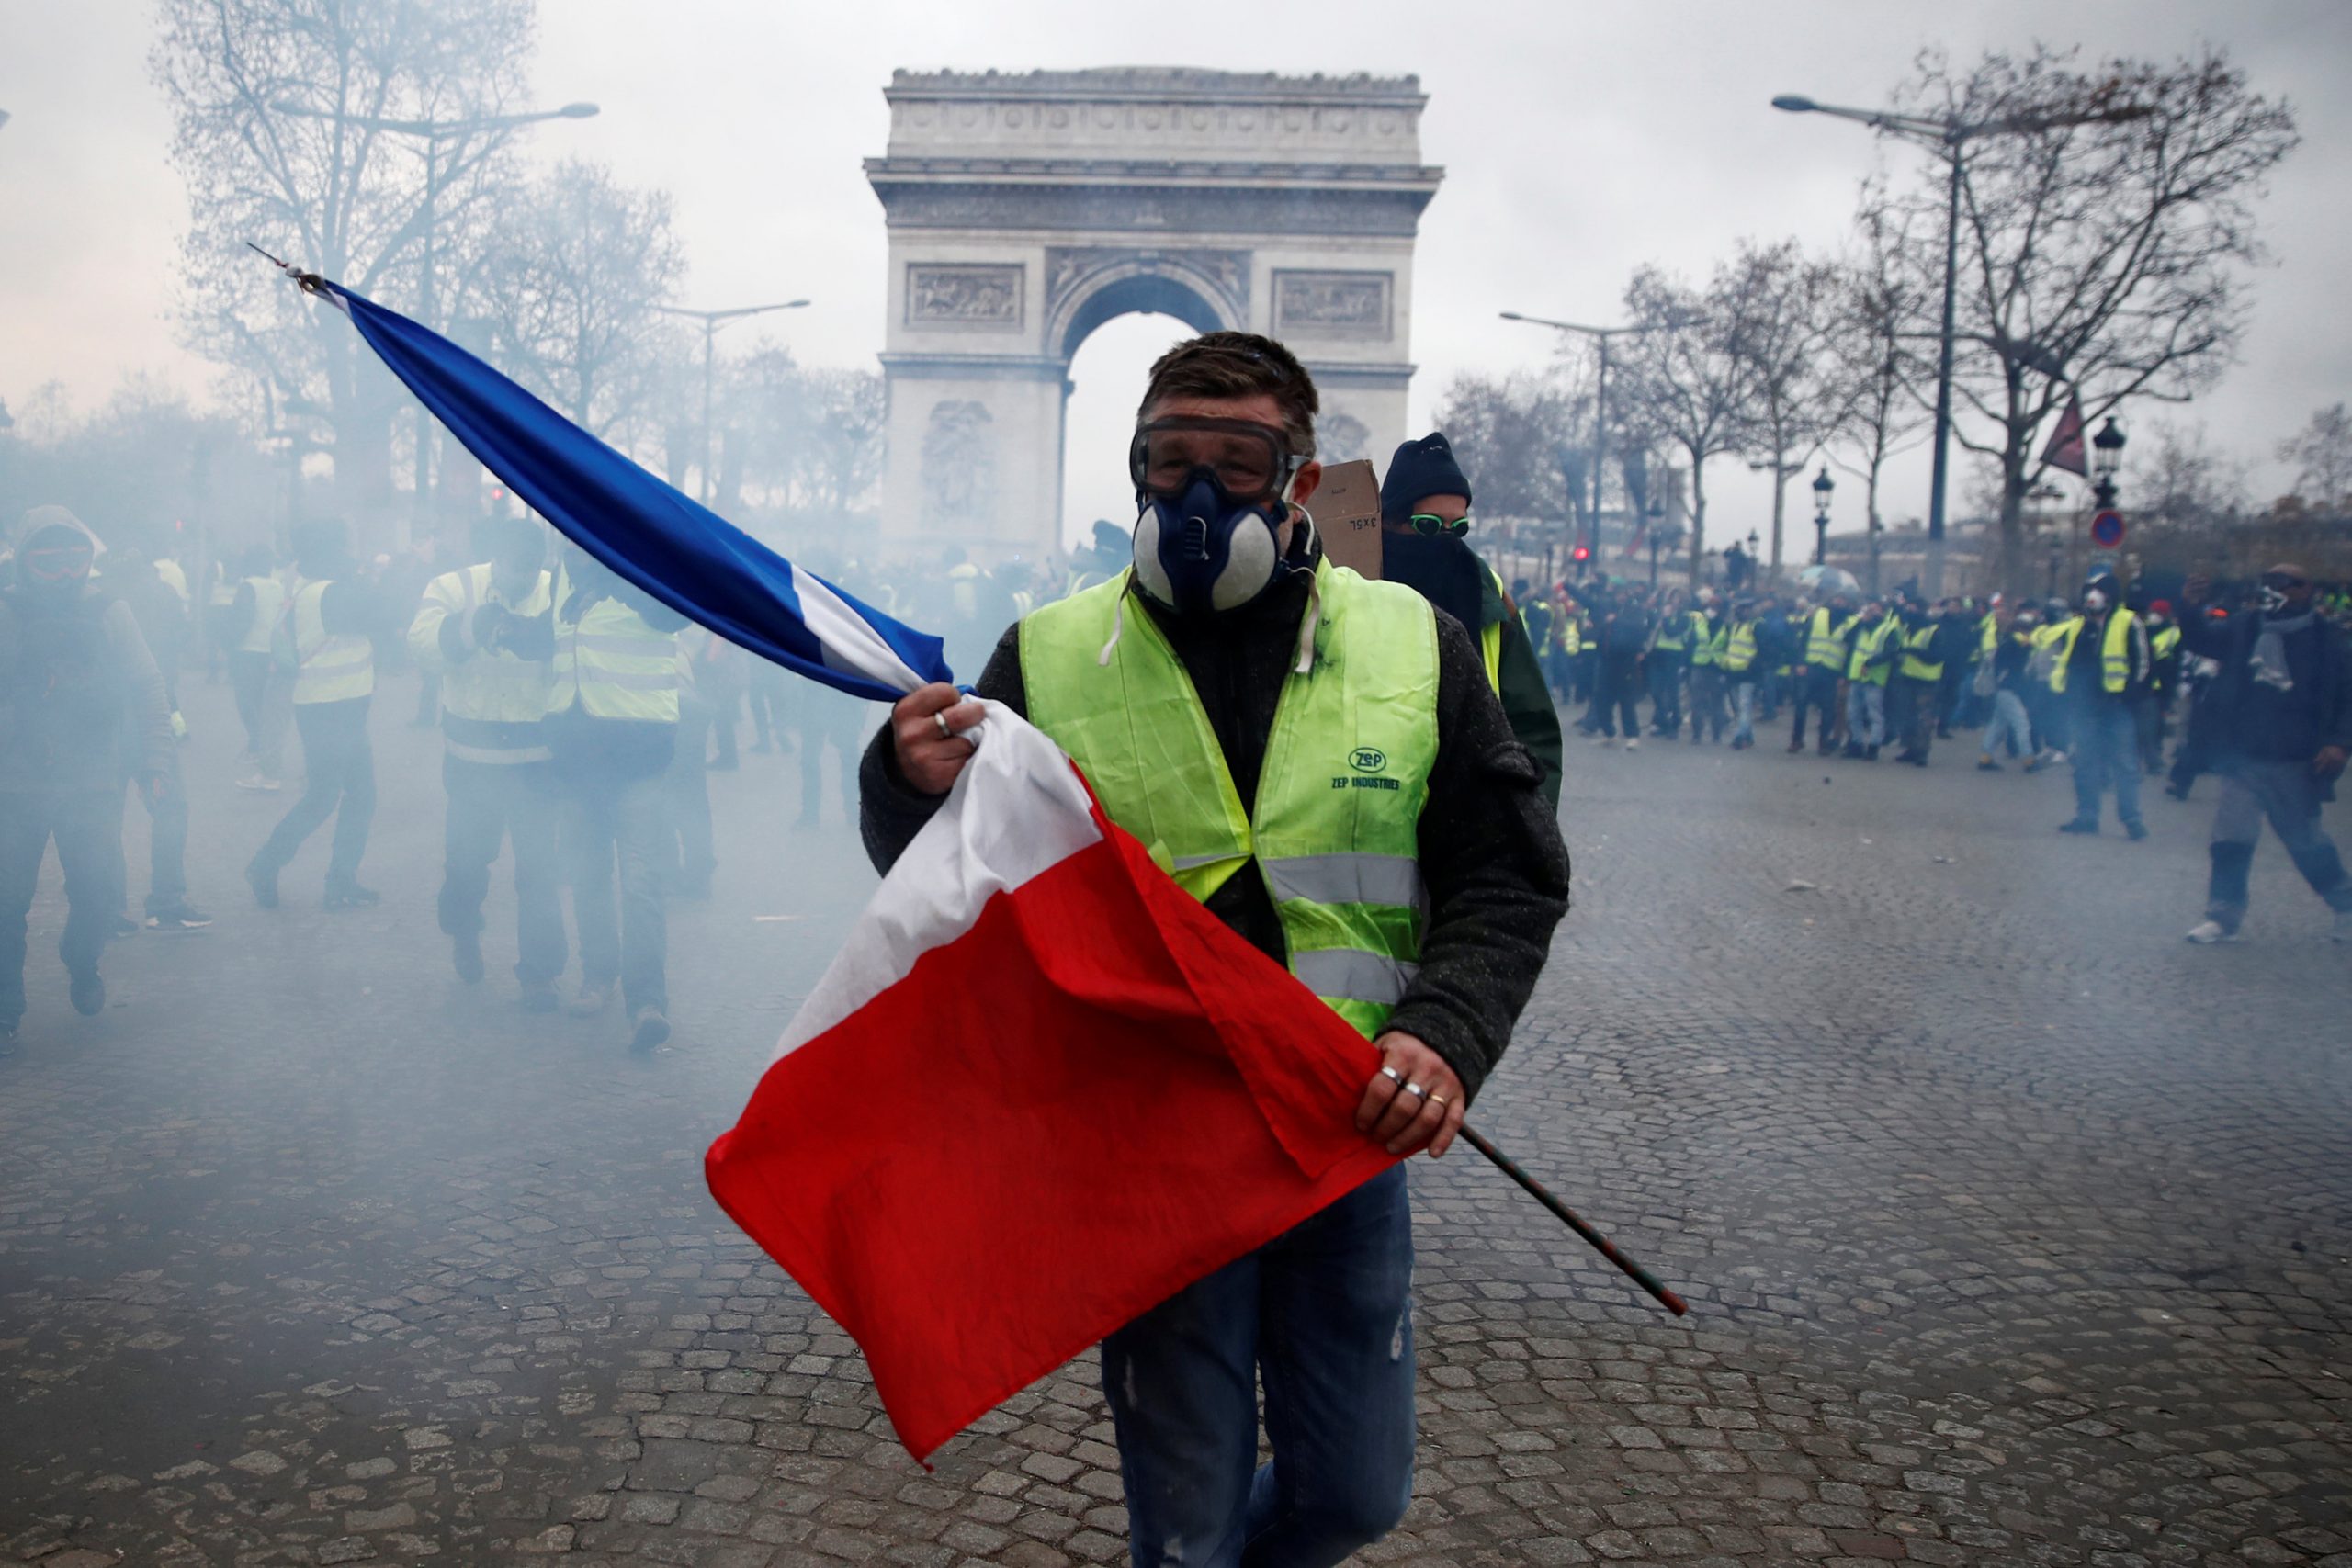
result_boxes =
[311,275,1400,1461]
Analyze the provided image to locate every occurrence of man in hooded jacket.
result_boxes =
[1377,432,1563,808]
[0,506,174,1049]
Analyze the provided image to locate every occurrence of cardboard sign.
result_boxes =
[1310,458,1384,580]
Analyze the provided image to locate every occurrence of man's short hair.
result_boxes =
[1137,332,1319,457]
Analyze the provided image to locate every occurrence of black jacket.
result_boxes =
[2179,607,2352,773]
[859,563,1571,1102]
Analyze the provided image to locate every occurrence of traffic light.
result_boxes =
[1571,544,1590,563]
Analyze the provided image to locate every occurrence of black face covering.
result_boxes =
[1383,531,1487,635]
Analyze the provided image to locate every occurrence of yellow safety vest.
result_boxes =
[1898,622,1943,682]
[2151,624,2181,660]
[1718,622,1758,674]
[1023,562,1439,1040]
[239,572,288,655]
[288,579,374,705]
[2047,612,2141,695]
[409,564,554,763]
[1804,606,1854,669]
[1847,618,1897,685]
[548,579,681,724]
[1687,611,1717,667]
[1560,608,1583,657]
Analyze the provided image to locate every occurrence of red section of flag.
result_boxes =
[705,795,1397,1463]
[2041,393,2088,477]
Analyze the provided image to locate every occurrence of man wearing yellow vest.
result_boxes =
[1377,431,1563,808]
[860,333,1569,1567]
[248,519,380,910]
[1788,591,1855,754]
[2052,570,2154,839]
[1887,596,1948,766]
[1717,597,1764,749]
[1841,600,1898,758]
[542,542,687,1048]
[407,517,562,1008]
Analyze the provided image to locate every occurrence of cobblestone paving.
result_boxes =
[4,681,2347,1567]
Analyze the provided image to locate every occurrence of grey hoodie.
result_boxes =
[0,506,174,795]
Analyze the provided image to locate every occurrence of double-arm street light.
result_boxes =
[654,301,811,505]
[271,98,600,536]
[1770,91,2149,597]
[1501,311,1679,570]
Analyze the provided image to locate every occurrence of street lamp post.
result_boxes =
[1502,311,1680,568]
[1770,92,2149,599]
[2090,416,2126,513]
[270,98,599,541]
[1811,464,1836,567]
[1645,498,1666,586]
[653,301,812,506]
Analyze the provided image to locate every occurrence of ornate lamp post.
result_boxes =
[2091,416,2126,513]
[1810,465,1836,567]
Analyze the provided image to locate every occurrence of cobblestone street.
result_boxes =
[4,679,2347,1567]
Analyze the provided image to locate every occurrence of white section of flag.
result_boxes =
[771,701,1102,1062]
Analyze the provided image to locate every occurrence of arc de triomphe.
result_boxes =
[865,68,1444,558]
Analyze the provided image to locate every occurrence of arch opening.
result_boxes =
[1060,310,1195,550]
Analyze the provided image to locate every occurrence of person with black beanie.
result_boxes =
[1376,434,1562,807]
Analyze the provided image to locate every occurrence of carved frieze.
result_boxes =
[1274,270,1394,337]
[906,264,1024,329]
[1045,246,1250,321]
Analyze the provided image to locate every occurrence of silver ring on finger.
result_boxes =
[1380,1066,1403,1085]
[933,710,954,739]
[1402,1081,1427,1100]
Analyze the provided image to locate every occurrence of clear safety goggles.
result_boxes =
[1128,417,1305,504]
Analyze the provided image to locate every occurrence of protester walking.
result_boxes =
[2052,571,2153,839]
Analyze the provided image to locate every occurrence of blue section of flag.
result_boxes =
[333,284,951,703]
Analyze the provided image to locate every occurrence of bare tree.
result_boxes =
[476,160,683,442]
[729,351,888,520]
[1614,265,1752,587]
[1431,371,1581,525]
[1876,44,2299,594]
[2275,403,2352,514]
[1723,239,1845,581]
[153,0,537,526]
[1825,200,1933,592]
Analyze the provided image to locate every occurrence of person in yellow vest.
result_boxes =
[1376,431,1563,807]
[1644,586,1692,739]
[1840,601,1898,758]
[1887,597,1948,766]
[1788,592,1855,754]
[543,542,687,1048]
[2052,570,2154,839]
[248,519,379,910]
[1717,597,1764,748]
[407,517,562,1008]
[224,545,291,791]
[1685,592,1726,744]
[860,333,1569,1565]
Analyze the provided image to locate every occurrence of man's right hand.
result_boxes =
[891,682,986,795]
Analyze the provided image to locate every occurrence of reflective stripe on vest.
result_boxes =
[1898,623,1943,682]
[1805,607,1851,668]
[1022,562,1439,1039]
[2047,612,2139,695]
[290,580,374,705]
[240,574,288,654]
[549,589,680,723]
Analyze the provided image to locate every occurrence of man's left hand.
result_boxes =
[1356,1032,1467,1158]
[2316,745,2348,782]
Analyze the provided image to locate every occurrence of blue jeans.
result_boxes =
[2067,699,2143,829]
[1731,679,1757,743]
[1981,690,2032,759]
[1845,681,1885,749]
[1101,1166,1416,1568]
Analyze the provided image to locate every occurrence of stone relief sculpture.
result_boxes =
[1315,412,1371,464]
[908,265,1024,327]
[1274,270,1393,336]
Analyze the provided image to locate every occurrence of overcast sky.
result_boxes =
[3,0,2346,554]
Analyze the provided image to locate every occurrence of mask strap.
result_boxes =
[1293,568,1322,676]
[1098,588,1127,666]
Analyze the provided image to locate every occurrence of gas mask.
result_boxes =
[2083,587,2109,613]
[2256,584,2290,615]
[1127,418,1303,616]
